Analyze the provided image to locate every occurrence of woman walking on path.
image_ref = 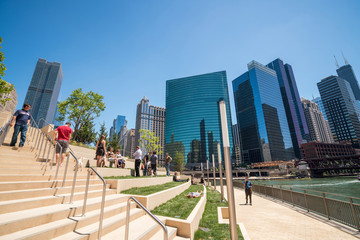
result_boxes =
[96,135,106,167]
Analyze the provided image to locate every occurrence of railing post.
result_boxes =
[82,170,91,216]
[125,198,131,240]
[35,129,41,150]
[304,190,309,212]
[62,154,71,187]
[349,198,360,230]
[54,145,62,184]
[322,192,330,220]
[51,145,56,170]
[69,153,79,204]
[38,134,44,156]
[42,137,48,159]
[290,187,295,206]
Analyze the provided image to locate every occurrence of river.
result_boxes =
[252,176,360,200]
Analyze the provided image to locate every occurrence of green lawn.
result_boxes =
[151,184,204,219]
[194,188,243,240]
[104,175,167,179]
[120,181,185,195]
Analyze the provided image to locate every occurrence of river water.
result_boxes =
[253,176,360,200]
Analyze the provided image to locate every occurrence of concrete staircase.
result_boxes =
[0,126,189,240]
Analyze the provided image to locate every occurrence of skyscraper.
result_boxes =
[109,115,126,139]
[312,97,328,120]
[317,75,360,147]
[232,124,242,164]
[165,71,233,166]
[336,62,360,100]
[301,98,333,143]
[233,61,294,164]
[266,58,309,159]
[135,97,165,160]
[24,58,63,126]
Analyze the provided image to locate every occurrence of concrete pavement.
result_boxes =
[218,186,360,240]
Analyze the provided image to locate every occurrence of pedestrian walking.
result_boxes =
[165,153,172,176]
[150,151,158,176]
[9,104,31,148]
[143,151,150,176]
[244,176,252,205]
[96,135,106,167]
[133,146,142,177]
[55,122,72,166]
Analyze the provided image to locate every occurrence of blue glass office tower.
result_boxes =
[266,58,309,159]
[317,75,360,147]
[114,115,126,134]
[312,97,328,120]
[337,63,360,100]
[232,61,294,164]
[24,58,63,126]
[165,71,233,165]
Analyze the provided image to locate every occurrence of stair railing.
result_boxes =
[81,167,107,240]
[0,117,12,146]
[125,196,168,240]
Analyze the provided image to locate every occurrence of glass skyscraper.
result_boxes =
[165,71,233,165]
[24,58,63,126]
[337,63,360,101]
[313,97,328,120]
[266,58,309,159]
[232,61,294,164]
[317,75,360,147]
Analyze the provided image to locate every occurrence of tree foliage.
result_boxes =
[138,129,162,154]
[173,151,185,173]
[74,117,97,144]
[109,133,121,151]
[0,36,14,105]
[57,88,105,141]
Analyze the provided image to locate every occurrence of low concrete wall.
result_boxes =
[107,176,173,193]
[134,181,191,210]
[164,185,207,240]
[95,167,132,177]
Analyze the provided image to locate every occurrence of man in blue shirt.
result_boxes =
[244,176,252,205]
[9,104,31,148]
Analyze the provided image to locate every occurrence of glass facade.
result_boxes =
[114,115,126,134]
[313,97,328,120]
[232,61,294,164]
[24,58,63,126]
[266,58,309,159]
[317,75,360,147]
[165,71,233,165]
[337,64,360,101]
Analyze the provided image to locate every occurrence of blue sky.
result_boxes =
[1,0,359,132]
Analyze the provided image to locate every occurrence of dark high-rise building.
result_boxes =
[266,58,309,159]
[337,63,360,100]
[165,71,233,166]
[24,58,63,126]
[317,75,360,147]
[232,124,241,164]
[232,61,294,164]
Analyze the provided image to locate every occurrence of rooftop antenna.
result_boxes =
[334,55,340,68]
[342,51,349,65]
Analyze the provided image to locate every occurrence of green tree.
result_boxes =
[138,129,162,155]
[57,88,105,140]
[75,117,97,144]
[173,150,185,173]
[0,36,14,105]
[109,133,121,151]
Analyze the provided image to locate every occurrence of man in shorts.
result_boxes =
[55,122,72,166]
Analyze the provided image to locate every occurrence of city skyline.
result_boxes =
[1,1,360,132]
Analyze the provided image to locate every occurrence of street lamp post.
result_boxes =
[212,154,216,189]
[219,100,238,240]
[217,142,224,201]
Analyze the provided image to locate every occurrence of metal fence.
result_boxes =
[233,181,360,231]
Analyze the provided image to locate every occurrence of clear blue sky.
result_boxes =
[1,0,360,132]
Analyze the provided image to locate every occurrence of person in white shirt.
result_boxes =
[132,146,142,177]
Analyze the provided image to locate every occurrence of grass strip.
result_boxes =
[194,187,243,240]
[151,184,204,219]
[120,181,184,195]
[104,175,166,179]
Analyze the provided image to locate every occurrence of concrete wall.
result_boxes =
[107,176,173,193]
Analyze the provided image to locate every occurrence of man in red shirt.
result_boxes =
[55,122,73,166]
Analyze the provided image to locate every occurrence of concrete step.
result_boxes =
[51,208,145,240]
[0,188,116,214]
[0,194,130,235]
[0,174,96,182]
[0,183,109,201]
[102,214,177,240]
[173,237,190,240]
[0,178,103,191]
[1,195,135,239]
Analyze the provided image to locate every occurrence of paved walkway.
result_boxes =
[217,186,360,240]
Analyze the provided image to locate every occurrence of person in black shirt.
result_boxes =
[9,104,31,148]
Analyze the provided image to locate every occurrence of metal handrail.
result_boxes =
[82,167,106,240]
[125,196,168,240]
